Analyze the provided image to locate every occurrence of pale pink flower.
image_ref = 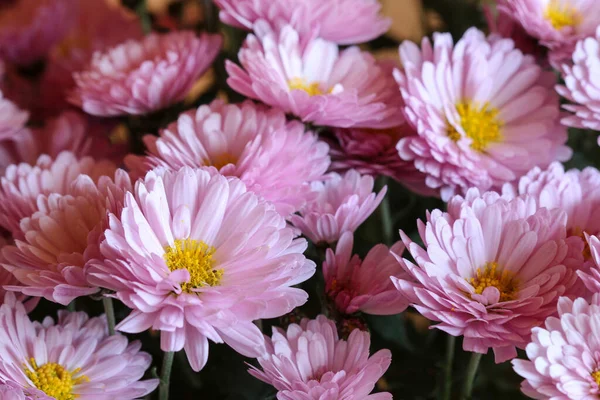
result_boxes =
[70,31,222,116]
[498,0,600,65]
[0,90,28,141]
[126,100,330,216]
[226,22,403,129]
[87,167,316,371]
[396,27,571,201]
[512,295,600,399]
[0,0,73,65]
[0,152,116,235]
[556,27,600,135]
[0,293,158,399]
[214,0,390,45]
[289,170,387,245]
[249,315,392,400]
[323,231,409,315]
[2,169,131,305]
[392,188,581,363]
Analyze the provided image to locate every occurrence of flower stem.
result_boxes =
[461,352,483,399]
[442,335,455,400]
[159,351,175,400]
[67,299,76,312]
[102,297,116,336]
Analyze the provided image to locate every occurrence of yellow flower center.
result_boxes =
[592,370,600,386]
[205,152,237,170]
[448,102,503,152]
[24,359,88,400]
[164,238,223,293]
[545,0,581,30]
[568,226,592,260]
[469,262,518,302]
[288,77,325,96]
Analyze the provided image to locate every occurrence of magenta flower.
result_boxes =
[0,0,73,66]
[0,293,158,399]
[323,231,409,315]
[214,0,390,45]
[512,295,600,399]
[70,31,222,116]
[392,189,581,362]
[87,167,315,371]
[249,315,392,400]
[226,22,403,129]
[289,170,387,245]
[396,27,571,200]
[0,91,29,142]
[126,100,330,216]
[498,0,600,65]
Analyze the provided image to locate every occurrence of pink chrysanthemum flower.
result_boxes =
[70,31,222,116]
[226,22,403,129]
[0,0,73,66]
[126,100,330,216]
[556,27,600,135]
[498,0,600,64]
[512,295,600,399]
[0,151,116,235]
[214,0,390,45]
[87,167,316,371]
[0,90,28,141]
[323,231,409,315]
[395,27,571,200]
[289,170,387,245]
[249,315,392,400]
[391,188,581,363]
[0,293,158,399]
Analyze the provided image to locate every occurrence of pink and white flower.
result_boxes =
[214,0,390,45]
[0,293,158,399]
[126,100,330,216]
[249,315,392,400]
[87,167,316,371]
[289,170,387,245]
[395,27,571,201]
[392,189,581,363]
[226,22,403,129]
[512,295,600,399]
[323,231,410,315]
[70,31,222,116]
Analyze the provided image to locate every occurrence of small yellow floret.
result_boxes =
[164,238,223,292]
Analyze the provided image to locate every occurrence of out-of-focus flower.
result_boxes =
[0,293,158,399]
[289,169,386,245]
[0,0,73,65]
[556,27,600,136]
[249,315,392,400]
[498,0,600,65]
[512,295,600,399]
[226,22,403,129]
[0,90,28,141]
[126,100,330,216]
[87,167,315,372]
[323,231,409,315]
[392,189,580,363]
[395,27,571,201]
[214,0,390,45]
[70,31,222,116]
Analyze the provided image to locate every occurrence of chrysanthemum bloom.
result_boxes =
[556,27,600,135]
[87,167,316,371]
[0,293,158,399]
[226,22,403,129]
[498,0,600,64]
[392,189,581,362]
[0,0,73,65]
[70,31,222,116]
[0,91,29,141]
[126,100,330,216]
[289,170,387,245]
[249,315,392,400]
[323,231,409,315]
[214,0,390,45]
[395,27,571,200]
[0,151,116,235]
[512,295,600,399]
